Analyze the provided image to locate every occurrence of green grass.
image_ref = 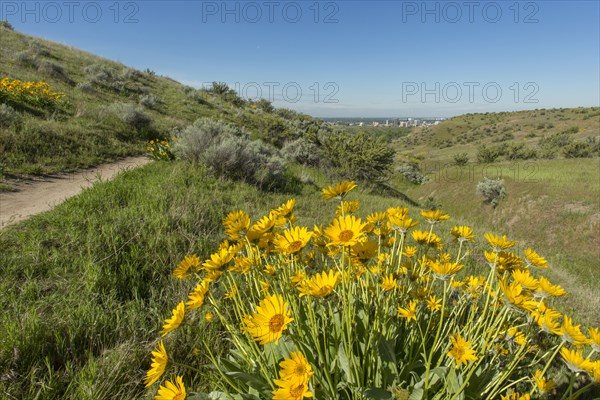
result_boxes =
[391,157,600,326]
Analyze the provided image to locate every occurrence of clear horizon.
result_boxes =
[3,0,599,118]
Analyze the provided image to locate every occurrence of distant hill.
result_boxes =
[397,107,600,163]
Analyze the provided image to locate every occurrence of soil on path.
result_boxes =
[0,156,150,229]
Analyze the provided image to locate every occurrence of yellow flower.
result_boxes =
[272,378,313,400]
[299,269,340,298]
[484,233,517,250]
[202,247,234,271]
[560,347,594,373]
[511,269,539,291]
[144,341,168,387]
[524,248,549,269]
[499,277,536,313]
[484,250,523,274]
[223,210,251,241]
[186,280,209,310]
[274,226,313,255]
[173,255,200,279]
[505,327,526,346]
[260,281,270,294]
[535,277,567,298]
[336,200,360,216]
[247,213,277,240]
[426,295,442,312]
[351,240,378,262]
[274,199,296,218]
[531,303,562,335]
[205,312,214,322]
[500,393,530,400]
[589,327,600,353]
[322,180,357,200]
[450,225,475,242]
[290,271,306,287]
[161,302,185,336]
[533,369,555,394]
[324,215,367,247]
[398,247,415,260]
[379,274,397,291]
[429,260,463,280]
[420,209,450,224]
[398,300,418,322]
[243,294,293,345]
[388,214,420,232]
[561,316,590,346]
[278,351,314,386]
[447,334,478,367]
[411,230,443,249]
[155,376,186,400]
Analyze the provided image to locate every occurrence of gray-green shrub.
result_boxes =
[0,104,19,127]
[281,137,323,166]
[173,118,286,188]
[477,177,506,207]
[397,162,429,184]
[139,94,162,109]
[110,102,151,130]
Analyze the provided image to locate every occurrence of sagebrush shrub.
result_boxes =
[110,102,151,130]
[14,51,38,68]
[281,137,323,166]
[477,177,506,207]
[0,104,18,127]
[173,118,285,187]
[397,162,429,184]
[139,94,162,109]
[38,60,67,79]
[76,81,95,94]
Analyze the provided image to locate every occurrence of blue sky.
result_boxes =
[4,1,599,117]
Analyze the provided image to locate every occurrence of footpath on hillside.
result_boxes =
[0,156,150,229]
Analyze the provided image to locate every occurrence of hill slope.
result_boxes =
[0,24,317,179]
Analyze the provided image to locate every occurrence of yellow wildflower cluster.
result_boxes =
[0,77,64,107]
[145,181,599,399]
[147,137,176,161]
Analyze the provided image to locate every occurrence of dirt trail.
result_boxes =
[0,156,150,229]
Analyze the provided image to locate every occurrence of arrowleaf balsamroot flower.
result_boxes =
[243,294,293,345]
[524,248,549,269]
[533,369,556,395]
[336,200,360,216]
[275,226,313,255]
[223,210,251,241]
[202,247,234,271]
[272,378,313,400]
[161,302,185,336]
[172,255,200,279]
[589,327,600,353]
[379,274,397,291]
[186,280,209,311]
[450,225,475,242]
[411,230,443,249]
[484,233,517,250]
[155,376,186,400]
[398,300,418,322]
[420,209,450,224]
[429,260,463,280]
[144,341,168,387]
[560,347,594,373]
[535,277,567,298]
[278,351,314,386]
[500,393,530,400]
[426,295,442,312]
[447,334,478,367]
[324,215,367,247]
[322,180,357,200]
[561,316,590,346]
[299,269,340,298]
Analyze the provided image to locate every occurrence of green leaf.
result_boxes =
[408,387,424,400]
[338,342,351,379]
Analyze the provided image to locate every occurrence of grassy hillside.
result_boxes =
[0,24,318,179]
[392,109,600,326]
